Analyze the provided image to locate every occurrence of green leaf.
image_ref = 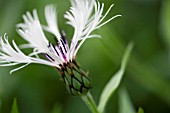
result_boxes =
[137,107,144,113]
[51,103,62,113]
[118,88,135,113]
[97,42,134,113]
[11,98,19,113]
[161,0,170,48]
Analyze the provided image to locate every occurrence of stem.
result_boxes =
[81,92,100,113]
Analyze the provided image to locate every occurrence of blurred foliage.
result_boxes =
[98,42,133,113]
[11,98,19,113]
[137,107,145,113]
[0,75,2,110]
[161,0,170,50]
[0,0,170,113]
[118,88,135,113]
[51,103,62,113]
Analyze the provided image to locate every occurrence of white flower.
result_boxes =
[0,34,59,74]
[0,0,121,74]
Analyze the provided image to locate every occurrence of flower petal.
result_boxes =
[17,20,49,53]
[0,34,60,73]
[66,0,121,58]
[42,5,61,40]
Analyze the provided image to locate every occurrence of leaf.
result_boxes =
[11,98,19,113]
[118,88,135,113]
[161,0,170,48]
[137,107,144,113]
[51,103,62,113]
[97,42,134,113]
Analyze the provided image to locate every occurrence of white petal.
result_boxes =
[78,34,101,40]
[0,63,19,66]
[10,63,30,74]
[65,0,95,43]
[30,57,60,68]
[17,20,49,53]
[0,36,32,63]
[69,1,120,58]
[95,14,122,30]
[19,44,34,49]
[43,5,61,40]
[0,34,60,70]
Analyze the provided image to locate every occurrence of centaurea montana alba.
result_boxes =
[0,0,121,95]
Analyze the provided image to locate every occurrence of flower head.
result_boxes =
[0,0,121,95]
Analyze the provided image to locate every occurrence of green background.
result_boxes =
[0,0,170,113]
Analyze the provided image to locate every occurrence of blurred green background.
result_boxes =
[0,0,170,113]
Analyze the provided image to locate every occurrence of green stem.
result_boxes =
[81,92,100,113]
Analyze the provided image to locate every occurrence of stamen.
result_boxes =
[51,43,59,56]
[45,54,55,62]
[58,46,66,61]
[60,39,67,53]
[61,30,67,44]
